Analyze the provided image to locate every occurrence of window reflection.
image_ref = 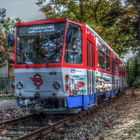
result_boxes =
[65,23,82,64]
[16,23,64,64]
[98,41,105,69]
[106,48,111,72]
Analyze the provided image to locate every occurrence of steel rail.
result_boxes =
[0,114,34,126]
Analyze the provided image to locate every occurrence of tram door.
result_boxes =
[87,41,94,104]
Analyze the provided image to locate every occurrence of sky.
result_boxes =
[0,0,45,21]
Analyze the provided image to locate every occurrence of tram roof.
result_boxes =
[86,24,124,65]
[16,18,66,26]
[86,25,118,58]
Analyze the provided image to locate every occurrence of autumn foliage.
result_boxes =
[36,0,139,56]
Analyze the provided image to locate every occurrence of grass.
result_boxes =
[0,94,16,100]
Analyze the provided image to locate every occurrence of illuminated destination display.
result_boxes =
[18,22,64,37]
[28,25,54,33]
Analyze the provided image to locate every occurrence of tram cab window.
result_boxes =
[98,41,105,69]
[106,48,111,72]
[65,23,82,64]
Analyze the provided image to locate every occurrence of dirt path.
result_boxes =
[95,89,140,140]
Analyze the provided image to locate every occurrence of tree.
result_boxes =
[126,0,140,46]
[0,8,6,21]
[126,51,140,88]
[36,0,138,56]
[0,8,18,68]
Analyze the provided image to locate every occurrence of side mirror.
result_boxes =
[8,33,14,47]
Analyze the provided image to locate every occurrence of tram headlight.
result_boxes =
[16,81,24,90]
[53,81,61,90]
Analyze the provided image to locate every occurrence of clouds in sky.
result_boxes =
[0,0,45,21]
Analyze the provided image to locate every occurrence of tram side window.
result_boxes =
[122,67,124,76]
[65,23,82,64]
[98,41,105,69]
[124,67,126,77]
[119,63,123,76]
[115,60,118,75]
[106,48,111,72]
[122,66,125,77]
[119,66,122,76]
[112,59,115,75]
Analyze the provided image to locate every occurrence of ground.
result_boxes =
[0,99,24,122]
[0,89,140,140]
[94,89,140,140]
[46,89,140,140]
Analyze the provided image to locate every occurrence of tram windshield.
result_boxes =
[16,22,65,64]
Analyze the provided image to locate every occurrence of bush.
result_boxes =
[126,52,140,88]
[133,79,140,88]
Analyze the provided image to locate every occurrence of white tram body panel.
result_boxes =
[15,68,88,110]
[15,68,65,97]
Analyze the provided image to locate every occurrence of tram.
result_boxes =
[14,19,126,113]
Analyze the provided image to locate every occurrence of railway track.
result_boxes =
[0,111,71,140]
[0,93,123,140]
[0,113,49,140]
[0,114,34,126]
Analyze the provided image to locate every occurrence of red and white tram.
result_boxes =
[14,19,126,113]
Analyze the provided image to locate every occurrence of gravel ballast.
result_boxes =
[0,89,140,140]
[0,99,24,122]
[46,89,140,140]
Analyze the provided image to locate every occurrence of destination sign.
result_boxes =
[28,25,54,33]
[18,22,64,37]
